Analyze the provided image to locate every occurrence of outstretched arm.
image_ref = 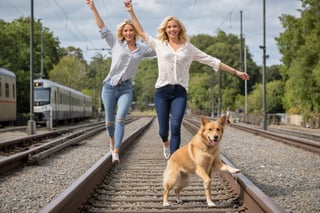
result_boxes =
[124,1,147,40]
[220,63,250,80]
[86,0,105,29]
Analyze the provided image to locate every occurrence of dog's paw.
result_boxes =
[207,200,216,207]
[163,201,170,207]
[229,168,241,174]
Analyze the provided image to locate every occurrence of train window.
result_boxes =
[13,84,15,98]
[5,83,9,98]
[0,82,2,97]
[34,89,50,101]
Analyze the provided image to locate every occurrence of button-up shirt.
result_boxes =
[145,34,221,90]
[100,27,155,86]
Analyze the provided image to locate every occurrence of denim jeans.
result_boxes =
[154,84,187,155]
[101,79,133,149]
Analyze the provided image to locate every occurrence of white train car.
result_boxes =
[0,68,16,126]
[34,79,92,126]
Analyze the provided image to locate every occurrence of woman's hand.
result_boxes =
[86,0,95,10]
[124,0,133,12]
[236,71,250,80]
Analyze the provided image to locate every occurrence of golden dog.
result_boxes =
[162,115,240,207]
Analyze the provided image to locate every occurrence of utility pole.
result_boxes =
[240,11,243,73]
[244,44,248,115]
[260,0,267,130]
[218,70,221,117]
[27,0,36,135]
[86,48,111,119]
[240,10,248,122]
[40,21,44,79]
[211,68,214,118]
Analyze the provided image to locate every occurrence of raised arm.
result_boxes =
[220,63,250,80]
[86,0,105,29]
[124,1,147,40]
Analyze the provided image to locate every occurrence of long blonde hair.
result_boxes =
[157,16,189,43]
[116,19,139,42]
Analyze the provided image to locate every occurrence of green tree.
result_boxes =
[86,53,111,111]
[188,72,212,115]
[267,65,282,82]
[0,18,61,113]
[49,56,87,92]
[276,0,320,120]
[247,81,285,113]
[133,58,158,111]
[188,32,259,114]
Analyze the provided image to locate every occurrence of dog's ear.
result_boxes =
[200,115,209,126]
[218,114,227,127]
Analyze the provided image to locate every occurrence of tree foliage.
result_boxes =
[276,0,320,119]
[49,55,88,92]
[188,32,259,114]
[0,17,61,113]
[247,80,284,113]
[133,58,158,111]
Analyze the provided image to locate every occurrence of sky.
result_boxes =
[1,0,302,66]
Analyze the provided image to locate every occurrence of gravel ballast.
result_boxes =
[0,119,319,213]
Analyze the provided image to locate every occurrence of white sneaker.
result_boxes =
[163,145,170,159]
[112,152,120,163]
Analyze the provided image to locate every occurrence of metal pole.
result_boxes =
[262,0,267,130]
[218,70,221,117]
[94,63,96,118]
[240,11,243,73]
[211,68,214,118]
[244,44,248,115]
[40,21,44,79]
[28,0,36,134]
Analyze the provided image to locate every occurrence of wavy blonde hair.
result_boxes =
[157,16,189,43]
[116,19,139,42]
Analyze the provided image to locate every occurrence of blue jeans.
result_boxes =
[101,79,133,149]
[154,84,187,155]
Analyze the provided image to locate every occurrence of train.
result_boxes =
[0,68,17,126]
[33,79,92,126]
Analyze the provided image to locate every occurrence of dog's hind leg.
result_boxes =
[174,173,189,203]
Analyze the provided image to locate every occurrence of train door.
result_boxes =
[83,96,85,118]
[53,87,58,120]
[68,91,72,120]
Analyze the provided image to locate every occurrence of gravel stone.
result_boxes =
[0,119,319,213]
[221,125,320,213]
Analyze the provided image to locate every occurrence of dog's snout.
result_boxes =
[214,135,219,140]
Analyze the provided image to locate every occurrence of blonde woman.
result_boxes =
[87,0,155,163]
[125,1,250,159]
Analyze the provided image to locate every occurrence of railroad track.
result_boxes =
[231,122,320,153]
[0,117,138,173]
[184,115,320,154]
[39,116,285,213]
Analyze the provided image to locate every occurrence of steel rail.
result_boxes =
[38,116,154,213]
[0,123,105,173]
[232,123,320,153]
[182,117,286,213]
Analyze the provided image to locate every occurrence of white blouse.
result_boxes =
[145,34,221,90]
[100,27,155,86]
